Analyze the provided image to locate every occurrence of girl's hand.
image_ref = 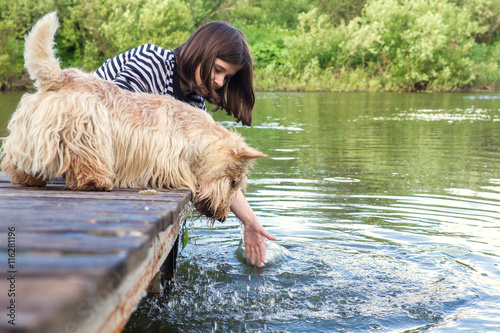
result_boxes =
[243,219,276,267]
[230,190,276,267]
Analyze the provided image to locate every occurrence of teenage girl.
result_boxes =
[96,21,275,267]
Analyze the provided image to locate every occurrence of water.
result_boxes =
[1,91,499,332]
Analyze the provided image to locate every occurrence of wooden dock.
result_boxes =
[0,171,191,333]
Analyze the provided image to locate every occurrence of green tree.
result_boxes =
[0,0,498,91]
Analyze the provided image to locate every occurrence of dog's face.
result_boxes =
[193,144,265,223]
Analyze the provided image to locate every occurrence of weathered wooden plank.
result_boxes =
[9,253,127,278]
[0,253,129,304]
[0,197,179,215]
[0,184,188,202]
[0,209,162,223]
[0,276,91,333]
[0,197,186,232]
[0,231,153,289]
[0,219,158,235]
[0,171,192,333]
[0,231,150,253]
[89,220,183,333]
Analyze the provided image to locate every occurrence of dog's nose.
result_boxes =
[218,215,226,223]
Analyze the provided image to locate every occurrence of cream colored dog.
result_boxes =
[0,12,265,223]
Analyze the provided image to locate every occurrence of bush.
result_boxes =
[348,0,482,90]
[57,0,194,70]
[257,0,500,91]
[0,0,498,91]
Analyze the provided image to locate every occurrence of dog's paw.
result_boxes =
[5,168,47,187]
[73,178,113,191]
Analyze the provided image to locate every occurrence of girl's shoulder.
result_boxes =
[131,44,175,61]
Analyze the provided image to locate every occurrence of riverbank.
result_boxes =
[3,74,499,94]
[1,1,499,94]
[253,73,500,93]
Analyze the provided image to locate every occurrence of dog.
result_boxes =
[0,12,265,223]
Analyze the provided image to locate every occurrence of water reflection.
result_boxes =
[0,92,24,137]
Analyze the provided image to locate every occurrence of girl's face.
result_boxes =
[195,58,242,96]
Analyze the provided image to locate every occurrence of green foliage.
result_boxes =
[255,0,500,92]
[182,222,189,250]
[56,0,194,70]
[0,0,58,89]
[311,0,367,25]
[0,0,499,92]
[197,0,314,28]
[0,0,195,86]
[345,0,482,90]
[452,0,500,44]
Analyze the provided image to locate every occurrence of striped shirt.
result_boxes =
[95,44,206,110]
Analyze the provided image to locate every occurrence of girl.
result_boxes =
[96,21,275,267]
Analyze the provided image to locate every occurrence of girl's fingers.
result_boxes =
[260,243,266,266]
[245,243,251,263]
[249,247,256,266]
[263,230,276,241]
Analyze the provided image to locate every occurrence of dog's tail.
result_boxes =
[24,12,63,90]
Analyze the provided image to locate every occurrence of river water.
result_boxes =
[1,91,499,332]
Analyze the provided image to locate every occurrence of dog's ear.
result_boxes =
[233,145,266,160]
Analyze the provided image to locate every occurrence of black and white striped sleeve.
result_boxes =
[95,44,169,95]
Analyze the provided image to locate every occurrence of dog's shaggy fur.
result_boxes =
[0,12,265,223]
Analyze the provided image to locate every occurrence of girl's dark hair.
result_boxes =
[175,21,254,126]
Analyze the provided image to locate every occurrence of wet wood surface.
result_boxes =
[0,172,191,333]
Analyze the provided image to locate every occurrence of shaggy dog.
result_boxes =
[0,12,265,223]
